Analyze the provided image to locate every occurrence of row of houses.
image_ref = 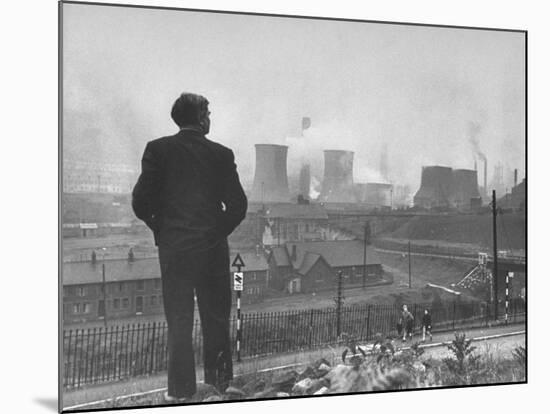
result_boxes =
[63,240,383,324]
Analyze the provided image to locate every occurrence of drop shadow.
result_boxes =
[34,398,58,412]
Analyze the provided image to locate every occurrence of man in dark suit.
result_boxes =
[132,93,247,401]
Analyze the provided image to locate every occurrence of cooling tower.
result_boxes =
[320,150,355,203]
[250,144,290,203]
[413,166,453,208]
[298,164,311,200]
[450,169,481,209]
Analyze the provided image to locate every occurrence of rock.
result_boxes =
[292,378,314,395]
[276,392,290,397]
[253,387,278,399]
[271,370,298,393]
[193,383,221,401]
[203,395,222,402]
[224,386,247,400]
[242,378,266,395]
[312,358,331,370]
[313,386,329,395]
[297,366,315,381]
[317,363,331,372]
[307,378,330,395]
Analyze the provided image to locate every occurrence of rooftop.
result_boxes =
[64,251,268,286]
[270,240,381,271]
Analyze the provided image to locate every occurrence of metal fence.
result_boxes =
[63,298,525,389]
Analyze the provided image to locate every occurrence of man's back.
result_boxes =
[132,128,247,250]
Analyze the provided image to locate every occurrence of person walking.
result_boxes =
[421,308,432,342]
[402,305,414,342]
[132,92,247,402]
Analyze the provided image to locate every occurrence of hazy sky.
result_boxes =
[62,3,525,191]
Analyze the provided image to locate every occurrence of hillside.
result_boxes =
[384,213,525,251]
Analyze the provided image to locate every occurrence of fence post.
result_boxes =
[308,309,314,347]
[149,322,156,374]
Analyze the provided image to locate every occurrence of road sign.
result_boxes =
[232,253,245,269]
[233,272,243,291]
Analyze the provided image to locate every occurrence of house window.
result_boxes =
[151,295,157,306]
[113,298,120,310]
[77,287,86,297]
[158,295,163,306]
[136,280,145,291]
[72,303,80,314]
[122,298,130,308]
[118,282,124,292]
[82,303,90,314]
[154,279,161,290]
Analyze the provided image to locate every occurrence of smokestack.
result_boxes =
[320,150,355,203]
[451,169,480,209]
[413,166,453,209]
[514,169,518,187]
[250,144,290,203]
[484,158,488,197]
[299,164,311,200]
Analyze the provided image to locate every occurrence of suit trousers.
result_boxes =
[158,239,233,398]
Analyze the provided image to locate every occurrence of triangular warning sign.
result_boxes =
[231,253,246,268]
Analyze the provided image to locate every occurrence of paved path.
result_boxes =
[63,322,525,410]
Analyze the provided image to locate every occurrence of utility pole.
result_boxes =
[362,222,368,290]
[492,190,499,320]
[334,271,345,338]
[101,247,108,329]
[408,240,412,289]
[102,262,107,329]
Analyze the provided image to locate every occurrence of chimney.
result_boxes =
[299,164,311,200]
[483,158,488,197]
[250,144,290,203]
[290,245,297,262]
[514,169,518,187]
[320,150,355,203]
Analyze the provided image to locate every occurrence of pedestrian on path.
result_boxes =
[402,305,414,342]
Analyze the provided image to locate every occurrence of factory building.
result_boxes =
[355,182,393,207]
[261,203,329,245]
[63,160,139,194]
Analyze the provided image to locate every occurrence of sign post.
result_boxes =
[232,253,245,362]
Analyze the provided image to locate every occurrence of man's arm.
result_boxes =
[132,142,162,243]
[218,149,248,237]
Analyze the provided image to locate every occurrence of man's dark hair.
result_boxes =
[171,93,209,128]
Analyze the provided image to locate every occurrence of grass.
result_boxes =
[65,332,525,411]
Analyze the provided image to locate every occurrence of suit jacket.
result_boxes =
[132,128,248,250]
